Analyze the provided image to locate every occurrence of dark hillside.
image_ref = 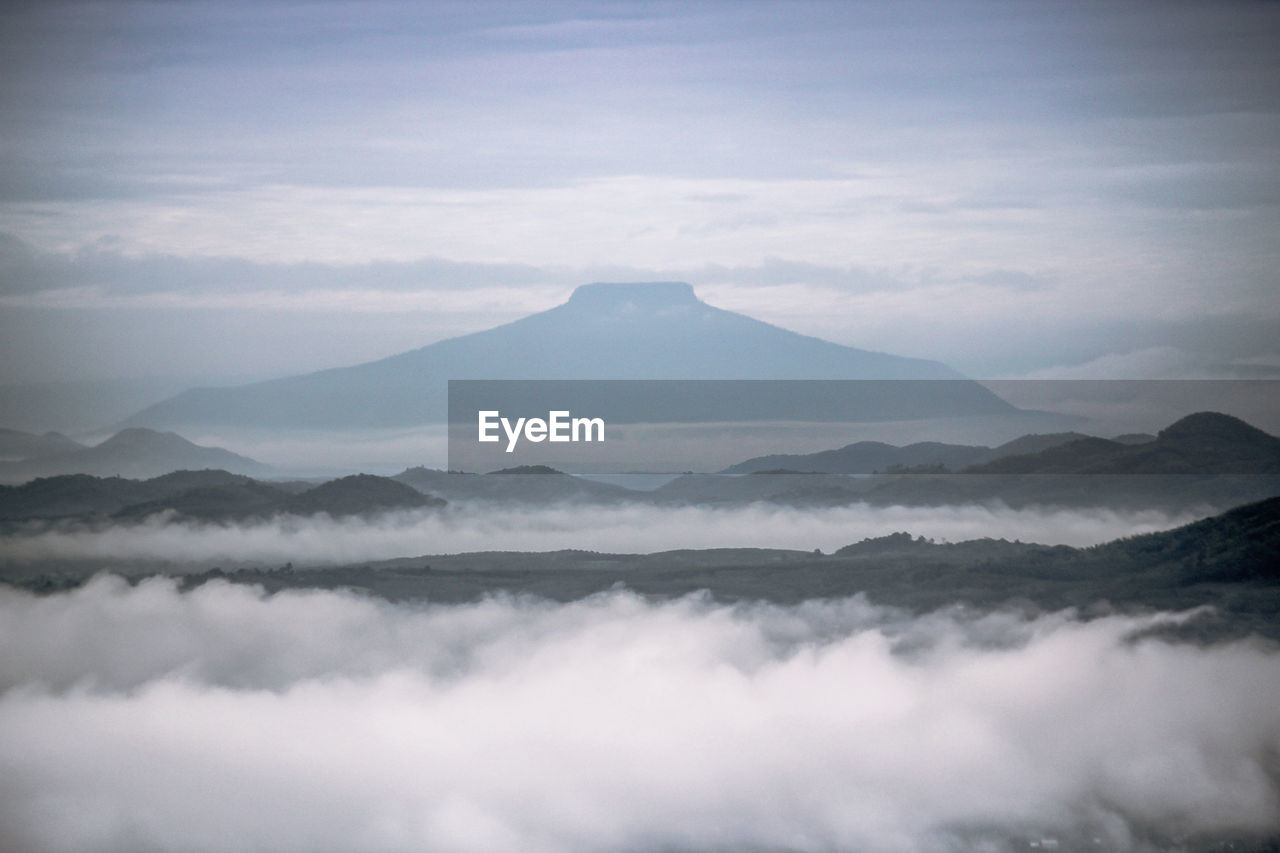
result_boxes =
[286,474,444,517]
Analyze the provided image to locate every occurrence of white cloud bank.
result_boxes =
[0,501,1210,566]
[0,577,1277,852]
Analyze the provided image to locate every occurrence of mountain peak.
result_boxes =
[0,427,269,483]
[566,281,699,310]
[1158,411,1279,448]
[97,428,197,451]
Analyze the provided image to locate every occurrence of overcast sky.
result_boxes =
[1,0,1278,385]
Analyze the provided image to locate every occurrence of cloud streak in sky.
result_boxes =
[0,577,1277,852]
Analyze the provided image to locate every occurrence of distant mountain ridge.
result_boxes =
[967,412,1280,475]
[2,413,1274,515]
[394,465,636,504]
[0,470,442,523]
[720,432,1099,475]
[118,282,1008,430]
[662,412,1280,510]
[0,428,270,483]
[0,428,84,461]
[718,413,1278,478]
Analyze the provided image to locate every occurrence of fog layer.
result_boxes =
[0,501,1209,565]
[1,578,1277,852]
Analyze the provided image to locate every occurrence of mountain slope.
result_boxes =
[720,432,1092,475]
[655,413,1280,511]
[394,465,636,504]
[0,469,255,521]
[1,470,446,523]
[0,428,271,483]
[119,282,1005,430]
[966,412,1280,475]
[113,479,293,521]
[285,474,444,517]
[0,428,85,461]
[722,440,993,476]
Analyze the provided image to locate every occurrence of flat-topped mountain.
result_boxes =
[118,282,1008,430]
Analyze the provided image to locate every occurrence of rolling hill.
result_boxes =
[0,428,84,461]
[0,428,271,483]
[0,470,444,523]
[965,412,1280,475]
[719,432,1095,475]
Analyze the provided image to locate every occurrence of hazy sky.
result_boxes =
[1,0,1278,384]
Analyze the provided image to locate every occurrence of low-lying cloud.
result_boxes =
[0,501,1209,566]
[0,577,1277,852]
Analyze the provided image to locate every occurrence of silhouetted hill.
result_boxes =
[653,470,872,505]
[144,469,261,493]
[0,474,148,521]
[720,440,987,475]
[1089,494,1280,583]
[1157,411,1280,461]
[1112,433,1157,445]
[827,494,1280,589]
[0,428,270,483]
[966,412,1280,475]
[394,466,635,504]
[0,470,445,523]
[114,480,292,522]
[285,474,444,516]
[990,431,1094,458]
[118,282,1011,430]
[721,432,1091,475]
[664,414,1280,511]
[853,412,1280,510]
[964,436,1129,475]
[0,428,84,461]
[0,469,252,521]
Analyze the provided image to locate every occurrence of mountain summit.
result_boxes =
[122,282,988,430]
[565,281,700,309]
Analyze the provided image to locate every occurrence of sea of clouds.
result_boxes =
[1,577,1277,852]
[0,501,1210,566]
